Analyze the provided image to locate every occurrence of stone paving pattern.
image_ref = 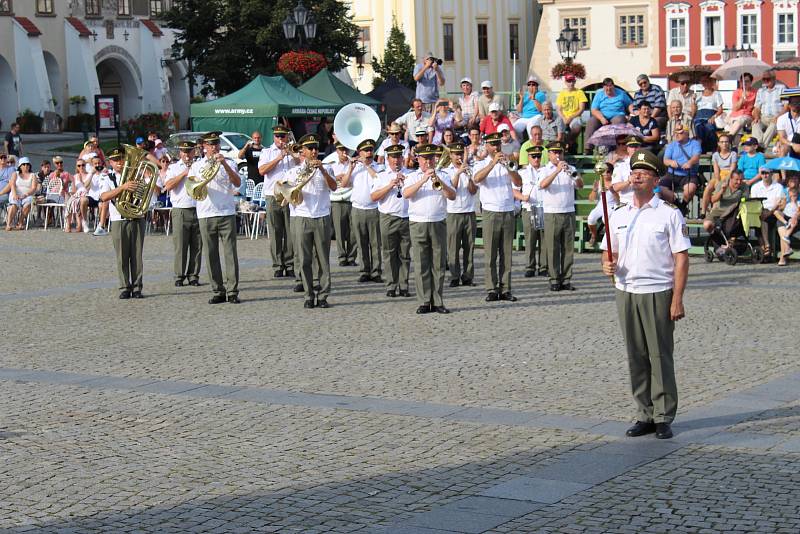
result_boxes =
[1,230,799,532]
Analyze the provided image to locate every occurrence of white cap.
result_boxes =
[481,80,493,89]
[497,123,510,133]
[488,102,501,112]
[414,127,428,137]
[527,75,539,84]
[16,157,31,167]
[460,77,473,85]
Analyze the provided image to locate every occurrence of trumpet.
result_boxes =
[498,155,519,172]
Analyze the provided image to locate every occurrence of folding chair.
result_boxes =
[39,179,65,230]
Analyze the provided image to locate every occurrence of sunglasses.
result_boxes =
[274,134,287,138]
[761,171,771,175]
[529,154,542,158]
[679,81,689,85]
[55,162,63,165]
[638,81,648,86]
[527,82,538,86]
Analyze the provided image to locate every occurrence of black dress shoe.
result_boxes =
[538,268,548,276]
[655,423,673,439]
[227,295,241,304]
[208,295,226,304]
[316,299,330,309]
[274,269,284,278]
[371,276,384,283]
[293,283,304,293]
[188,280,200,286]
[284,269,295,278]
[524,270,535,278]
[338,260,348,267]
[386,290,397,298]
[499,292,518,302]
[303,299,315,309]
[416,305,431,314]
[560,282,576,291]
[449,279,460,287]
[399,289,411,297]
[358,274,371,283]
[348,260,358,267]
[175,279,185,287]
[461,279,475,286]
[485,291,499,302]
[549,283,561,292]
[119,290,131,300]
[625,421,656,437]
[131,291,144,299]
[433,306,450,314]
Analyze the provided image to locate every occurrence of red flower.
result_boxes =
[277,50,328,79]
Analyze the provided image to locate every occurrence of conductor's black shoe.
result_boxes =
[549,283,561,292]
[358,274,371,283]
[274,269,284,278]
[449,279,460,287]
[433,306,450,314]
[208,295,226,304]
[284,269,295,278]
[303,299,315,309]
[316,299,330,309]
[119,290,131,300]
[416,305,431,314]
[538,267,548,276]
[485,291,499,302]
[399,289,411,297]
[386,290,396,298]
[524,270,536,278]
[227,295,241,304]
[625,421,656,437]
[560,282,576,291]
[175,279,185,287]
[499,292,518,302]
[131,291,144,299]
[655,423,673,439]
[293,283,304,293]
[371,276,384,283]
[188,280,200,286]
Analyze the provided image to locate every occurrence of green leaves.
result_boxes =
[370,20,416,90]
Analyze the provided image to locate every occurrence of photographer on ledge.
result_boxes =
[414,52,446,113]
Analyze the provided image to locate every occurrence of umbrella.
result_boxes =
[668,65,714,84]
[587,123,643,147]
[770,56,800,72]
[765,156,800,172]
[711,57,771,82]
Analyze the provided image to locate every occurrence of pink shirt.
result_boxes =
[730,88,756,118]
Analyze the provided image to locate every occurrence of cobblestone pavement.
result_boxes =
[1,230,799,532]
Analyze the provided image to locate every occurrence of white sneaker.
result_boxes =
[93,226,109,236]
[82,221,90,233]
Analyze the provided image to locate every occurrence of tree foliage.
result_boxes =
[370,20,416,90]
[166,0,362,96]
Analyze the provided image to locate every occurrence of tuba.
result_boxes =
[274,160,318,207]
[185,157,221,201]
[333,103,382,151]
[115,144,161,219]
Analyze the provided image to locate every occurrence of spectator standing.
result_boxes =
[457,78,480,130]
[777,94,800,158]
[413,52,445,113]
[662,123,702,209]
[585,78,632,154]
[667,76,697,122]
[631,74,667,129]
[395,99,432,145]
[480,103,517,140]
[723,73,757,137]
[555,74,587,152]
[478,80,506,119]
[737,137,766,185]
[3,123,22,156]
[513,76,547,138]
[533,102,565,144]
[238,131,265,184]
[629,101,661,152]
[694,76,725,153]
[701,134,738,215]
[751,72,786,149]
[428,99,462,145]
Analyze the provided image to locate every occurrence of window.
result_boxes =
[560,15,588,49]
[741,14,758,46]
[36,0,53,15]
[704,15,721,47]
[0,0,12,15]
[358,26,371,63]
[150,0,164,17]
[477,23,488,60]
[669,17,686,48]
[118,0,130,16]
[509,23,519,59]
[778,13,795,45]
[776,50,796,62]
[443,23,454,61]
[618,13,645,47]
[86,0,101,16]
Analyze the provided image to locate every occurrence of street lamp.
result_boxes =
[282,0,317,49]
[722,43,756,61]
[556,22,580,63]
[355,55,365,81]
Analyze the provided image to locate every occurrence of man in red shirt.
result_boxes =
[480,103,518,141]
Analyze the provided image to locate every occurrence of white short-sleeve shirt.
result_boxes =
[519,165,543,210]
[445,164,477,214]
[191,156,238,218]
[285,165,332,218]
[776,111,800,140]
[164,160,196,208]
[538,162,579,213]
[403,169,451,223]
[611,158,634,205]
[349,161,382,210]
[327,159,353,202]
[258,144,297,196]
[473,159,515,212]
[750,180,785,211]
[372,168,409,217]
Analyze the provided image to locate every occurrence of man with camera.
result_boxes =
[413,52,446,113]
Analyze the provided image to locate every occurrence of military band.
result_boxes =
[328,142,358,266]
[515,144,546,278]
[444,142,478,287]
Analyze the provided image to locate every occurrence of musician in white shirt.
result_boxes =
[371,144,411,298]
[513,145,546,278]
[444,142,478,287]
[327,142,357,266]
[191,131,242,304]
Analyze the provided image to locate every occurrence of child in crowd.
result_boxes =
[777,187,799,265]
[737,137,766,186]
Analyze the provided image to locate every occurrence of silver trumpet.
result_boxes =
[498,155,519,172]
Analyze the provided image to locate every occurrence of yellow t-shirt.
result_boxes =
[556,89,588,118]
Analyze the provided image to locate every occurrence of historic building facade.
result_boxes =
[0,0,189,130]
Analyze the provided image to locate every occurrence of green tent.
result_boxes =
[191,75,340,138]
[298,69,380,107]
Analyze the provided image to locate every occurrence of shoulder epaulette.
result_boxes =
[613,203,627,211]
[662,201,678,209]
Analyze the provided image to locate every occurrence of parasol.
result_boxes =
[668,65,714,84]
[770,56,800,73]
[711,57,771,82]
[587,124,643,147]
[765,156,800,172]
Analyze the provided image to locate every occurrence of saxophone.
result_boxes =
[185,157,221,201]
[274,160,319,207]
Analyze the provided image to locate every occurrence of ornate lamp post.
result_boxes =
[282,0,317,49]
[556,22,581,63]
[722,44,756,61]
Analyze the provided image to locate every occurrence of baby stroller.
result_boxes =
[704,198,765,265]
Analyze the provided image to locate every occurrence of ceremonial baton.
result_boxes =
[598,173,615,284]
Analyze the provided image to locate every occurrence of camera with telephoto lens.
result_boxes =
[428,57,443,65]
